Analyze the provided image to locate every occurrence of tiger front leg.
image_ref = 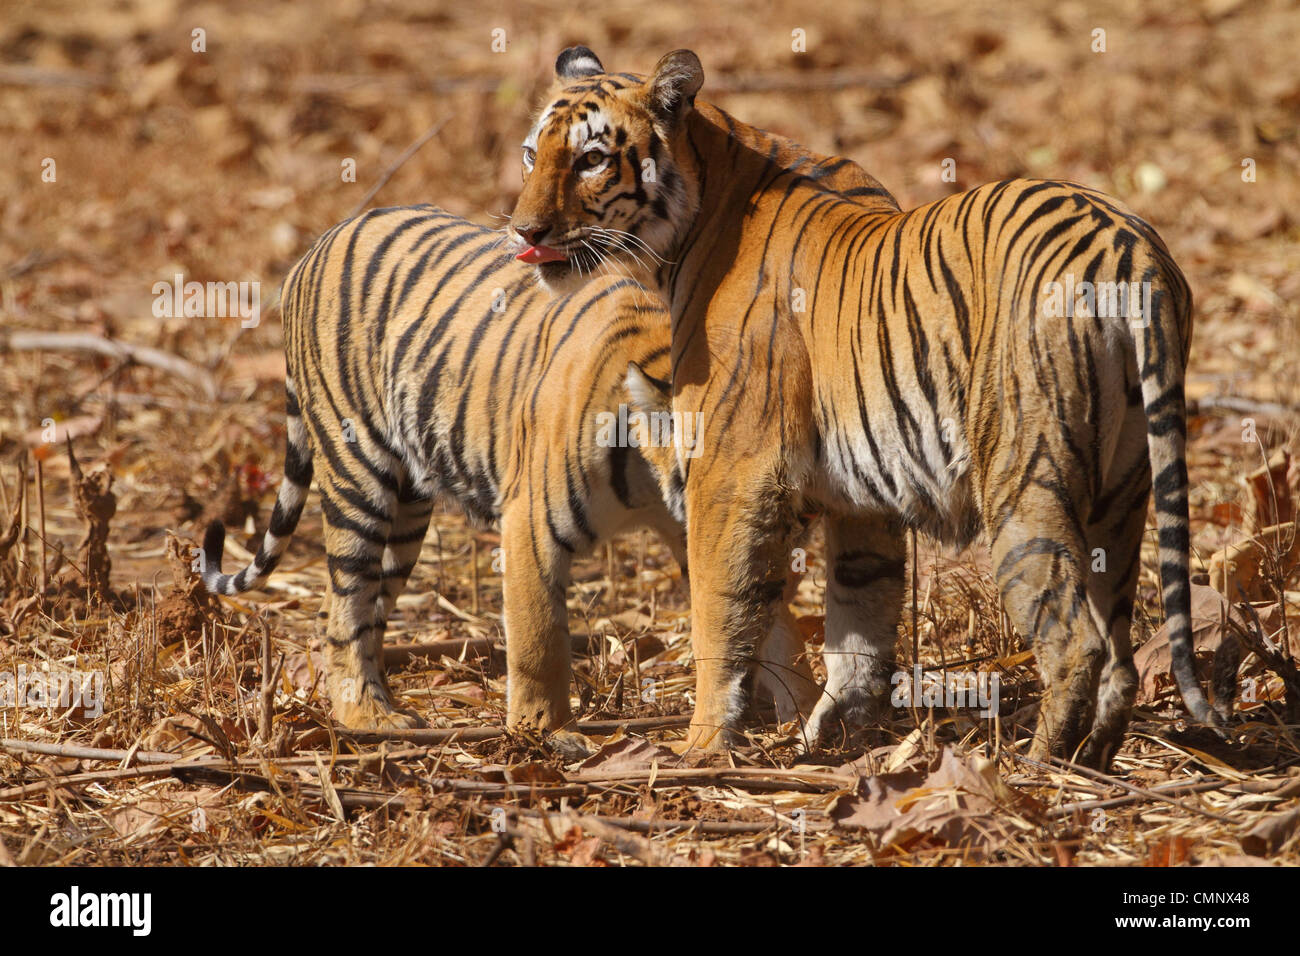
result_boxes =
[683,471,803,751]
[500,500,576,734]
[804,513,905,749]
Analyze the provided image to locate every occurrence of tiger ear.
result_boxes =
[556,46,605,81]
[646,49,703,125]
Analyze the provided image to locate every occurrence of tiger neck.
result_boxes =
[659,105,892,319]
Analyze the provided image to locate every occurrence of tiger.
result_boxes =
[507,46,1214,769]
[200,123,892,733]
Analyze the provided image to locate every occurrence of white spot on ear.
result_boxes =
[566,54,603,77]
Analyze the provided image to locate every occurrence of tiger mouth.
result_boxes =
[515,243,568,264]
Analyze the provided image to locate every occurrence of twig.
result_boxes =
[0,739,179,764]
[0,747,433,801]
[259,619,273,744]
[347,115,452,219]
[1014,753,1236,823]
[0,331,218,400]
[1188,395,1300,418]
[1048,773,1300,819]
[338,713,692,745]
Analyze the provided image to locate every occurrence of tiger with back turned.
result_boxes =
[201,123,892,732]
[508,46,1214,768]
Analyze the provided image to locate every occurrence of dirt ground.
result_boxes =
[1,0,1298,867]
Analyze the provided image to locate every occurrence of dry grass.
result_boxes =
[1,0,1299,866]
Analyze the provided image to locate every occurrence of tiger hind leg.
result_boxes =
[804,513,906,749]
[320,476,423,731]
[988,498,1108,766]
[1078,408,1151,769]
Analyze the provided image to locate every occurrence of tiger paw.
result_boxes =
[336,696,425,731]
[802,686,884,751]
[684,718,743,752]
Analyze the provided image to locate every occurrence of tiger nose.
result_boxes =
[515,223,552,245]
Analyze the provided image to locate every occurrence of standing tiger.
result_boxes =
[200,220,691,732]
[508,47,1214,768]
[201,118,890,732]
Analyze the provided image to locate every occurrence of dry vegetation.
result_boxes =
[1,0,1298,867]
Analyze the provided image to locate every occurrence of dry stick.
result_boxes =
[1046,773,1300,820]
[0,738,429,769]
[1188,395,1300,418]
[470,536,480,616]
[382,634,605,669]
[638,529,647,599]
[564,766,855,792]
[606,542,617,608]
[35,456,47,595]
[1013,753,1236,824]
[0,763,179,800]
[0,739,179,765]
[339,713,693,746]
[0,747,433,802]
[0,331,218,400]
[910,528,919,665]
[346,115,452,219]
[501,805,818,836]
[259,618,273,744]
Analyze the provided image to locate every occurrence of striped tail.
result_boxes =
[202,376,313,596]
[1135,275,1217,727]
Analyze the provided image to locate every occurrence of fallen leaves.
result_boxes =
[831,747,1042,859]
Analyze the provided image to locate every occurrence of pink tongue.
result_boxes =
[516,244,567,264]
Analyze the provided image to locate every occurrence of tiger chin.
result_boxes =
[511,46,1215,770]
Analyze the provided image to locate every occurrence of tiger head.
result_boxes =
[508,46,704,292]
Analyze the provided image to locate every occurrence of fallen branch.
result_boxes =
[509,807,827,837]
[347,116,452,219]
[0,331,218,400]
[1015,753,1236,824]
[339,713,692,745]
[383,632,599,667]
[1188,395,1300,418]
[1051,773,1300,820]
[0,738,180,765]
[0,746,432,801]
